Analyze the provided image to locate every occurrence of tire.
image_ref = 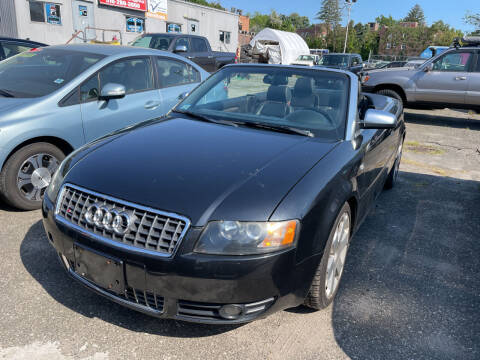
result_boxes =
[385,139,404,190]
[376,89,403,108]
[304,202,352,310]
[0,143,65,210]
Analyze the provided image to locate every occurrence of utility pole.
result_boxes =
[343,0,357,53]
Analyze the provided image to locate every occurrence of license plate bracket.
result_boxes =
[74,244,125,295]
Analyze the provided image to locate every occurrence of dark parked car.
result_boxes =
[317,53,363,74]
[131,33,235,72]
[43,64,405,324]
[0,37,46,60]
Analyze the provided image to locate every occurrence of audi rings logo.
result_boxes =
[84,204,132,235]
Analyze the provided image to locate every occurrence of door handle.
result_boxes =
[208,56,213,59]
[144,101,161,110]
[455,76,467,80]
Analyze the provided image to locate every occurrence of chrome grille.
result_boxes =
[56,184,190,256]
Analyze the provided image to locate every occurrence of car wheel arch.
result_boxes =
[2,136,73,170]
[373,84,407,103]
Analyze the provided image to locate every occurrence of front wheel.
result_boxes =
[304,202,352,310]
[0,143,64,210]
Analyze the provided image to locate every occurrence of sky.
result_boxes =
[220,0,479,32]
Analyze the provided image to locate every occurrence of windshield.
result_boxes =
[131,35,172,51]
[297,55,315,61]
[0,48,104,98]
[174,66,350,140]
[319,55,350,67]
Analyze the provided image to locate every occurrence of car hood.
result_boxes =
[65,117,338,226]
[366,67,417,75]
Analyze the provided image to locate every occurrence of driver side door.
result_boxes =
[79,56,163,143]
[414,50,474,104]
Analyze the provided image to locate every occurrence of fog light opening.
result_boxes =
[218,304,244,320]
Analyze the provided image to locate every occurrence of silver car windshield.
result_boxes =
[0,48,105,98]
[175,67,350,140]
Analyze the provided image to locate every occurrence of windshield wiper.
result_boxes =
[238,122,314,137]
[0,89,15,98]
[172,109,238,127]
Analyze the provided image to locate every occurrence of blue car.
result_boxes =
[0,44,208,210]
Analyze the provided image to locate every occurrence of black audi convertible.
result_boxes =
[42,64,405,324]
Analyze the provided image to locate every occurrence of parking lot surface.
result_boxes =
[0,109,479,360]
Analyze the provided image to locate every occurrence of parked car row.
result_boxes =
[0,41,405,324]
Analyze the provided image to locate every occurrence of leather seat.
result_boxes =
[257,85,292,118]
[291,77,319,109]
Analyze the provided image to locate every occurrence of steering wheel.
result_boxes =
[286,108,336,127]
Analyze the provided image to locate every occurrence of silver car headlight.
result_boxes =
[194,220,299,255]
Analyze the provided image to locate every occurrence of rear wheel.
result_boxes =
[376,88,403,108]
[0,143,64,210]
[304,202,351,310]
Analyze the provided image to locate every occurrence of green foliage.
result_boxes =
[249,11,310,33]
[186,0,225,11]
[375,15,397,27]
[404,4,425,25]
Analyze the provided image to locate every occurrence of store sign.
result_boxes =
[46,3,61,25]
[146,0,168,20]
[98,0,147,12]
[79,5,88,16]
[126,17,144,33]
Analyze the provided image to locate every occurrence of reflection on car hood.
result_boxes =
[366,67,416,75]
[65,117,338,226]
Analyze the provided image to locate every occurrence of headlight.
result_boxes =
[194,220,298,255]
[361,74,370,84]
[45,160,66,202]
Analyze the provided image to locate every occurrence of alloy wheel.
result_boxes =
[17,153,59,202]
[325,211,350,298]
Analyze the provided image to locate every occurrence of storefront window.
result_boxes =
[126,17,144,33]
[219,31,231,44]
[167,23,182,33]
[29,1,45,22]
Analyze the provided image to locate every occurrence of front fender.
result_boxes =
[270,141,361,263]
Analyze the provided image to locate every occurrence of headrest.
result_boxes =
[267,85,291,102]
[263,74,288,85]
[294,77,314,96]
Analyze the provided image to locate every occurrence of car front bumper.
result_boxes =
[42,195,319,324]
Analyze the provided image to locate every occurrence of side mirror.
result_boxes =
[174,45,187,53]
[361,109,396,129]
[99,83,125,100]
[423,63,433,72]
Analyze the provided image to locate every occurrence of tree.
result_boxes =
[464,12,480,35]
[404,4,425,25]
[289,13,310,29]
[316,0,342,51]
[316,0,342,27]
[375,15,397,27]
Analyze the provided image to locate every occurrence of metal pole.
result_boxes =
[343,1,351,53]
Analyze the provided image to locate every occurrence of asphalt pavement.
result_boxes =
[0,109,479,360]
